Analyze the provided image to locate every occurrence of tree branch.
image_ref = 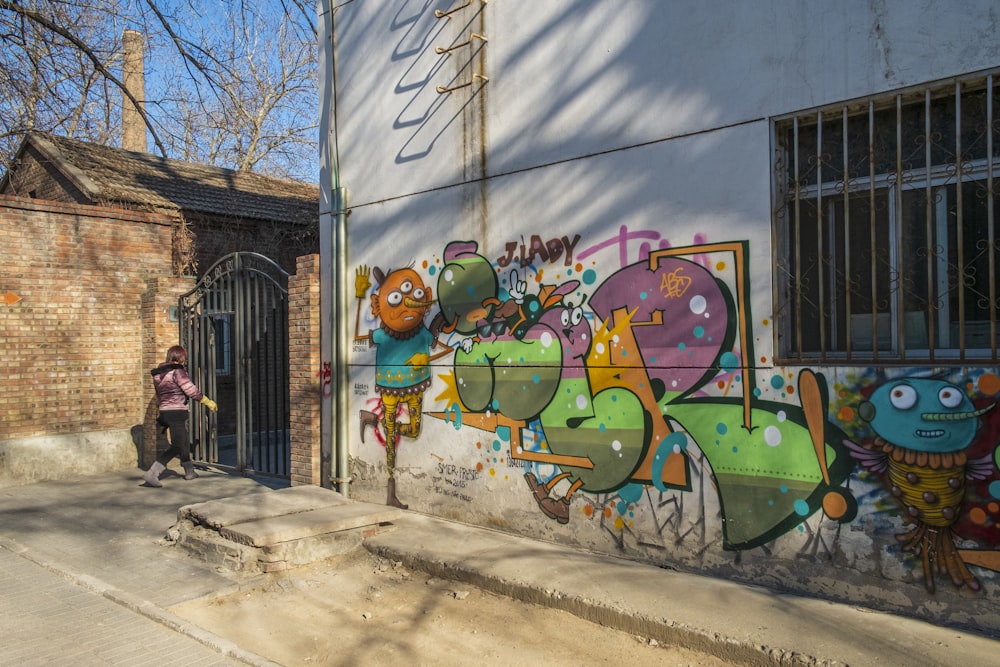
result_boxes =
[0,0,167,155]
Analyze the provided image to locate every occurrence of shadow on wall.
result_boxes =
[130,423,144,467]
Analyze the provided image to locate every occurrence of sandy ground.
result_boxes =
[170,547,731,666]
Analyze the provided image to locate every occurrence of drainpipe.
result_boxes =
[334,188,349,496]
[319,0,350,495]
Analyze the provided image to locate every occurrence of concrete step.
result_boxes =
[171,485,400,574]
[180,484,352,529]
[220,502,403,547]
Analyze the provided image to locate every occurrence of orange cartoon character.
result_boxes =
[355,264,450,508]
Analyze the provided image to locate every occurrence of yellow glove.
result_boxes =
[200,396,218,412]
[355,265,372,299]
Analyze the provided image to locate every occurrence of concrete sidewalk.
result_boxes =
[2,467,1000,666]
[0,466,282,666]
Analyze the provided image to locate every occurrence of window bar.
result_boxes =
[988,75,997,359]
[793,117,803,358]
[896,95,907,360]
[843,107,853,357]
[869,101,880,360]
[955,82,966,359]
[925,89,936,359]
[816,111,827,358]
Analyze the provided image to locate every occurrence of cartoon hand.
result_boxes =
[355,265,372,298]
[460,337,474,353]
[508,269,526,304]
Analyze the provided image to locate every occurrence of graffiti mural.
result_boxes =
[428,237,857,549]
[349,228,1000,607]
[353,264,452,508]
[843,375,1000,592]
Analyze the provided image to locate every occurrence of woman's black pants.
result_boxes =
[155,410,192,465]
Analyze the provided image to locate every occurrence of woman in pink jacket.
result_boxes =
[141,345,217,487]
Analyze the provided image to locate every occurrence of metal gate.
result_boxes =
[178,252,290,477]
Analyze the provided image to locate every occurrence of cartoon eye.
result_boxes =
[938,386,963,409]
[560,309,571,327]
[412,287,425,300]
[387,291,403,306]
[399,280,413,294]
[570,307,584,326]
[889,384,918,410]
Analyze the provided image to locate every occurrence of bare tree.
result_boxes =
[0,0,318,181]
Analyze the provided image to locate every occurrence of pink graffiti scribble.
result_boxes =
[576,224,673,268]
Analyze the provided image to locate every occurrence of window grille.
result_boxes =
[773,72,1000,363]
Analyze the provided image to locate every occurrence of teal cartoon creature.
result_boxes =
[845,378,995,592]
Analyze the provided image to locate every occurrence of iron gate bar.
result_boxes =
[178,252,290,477]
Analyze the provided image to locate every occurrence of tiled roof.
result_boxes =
[26,131,318,225]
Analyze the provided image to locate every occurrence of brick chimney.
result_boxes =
[121,29,147,153]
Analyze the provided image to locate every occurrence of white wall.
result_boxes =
[321,0,1000,633]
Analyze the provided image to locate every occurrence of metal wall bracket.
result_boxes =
[435,32,487,54]
[434,0,487,19]
[436,73,489,94]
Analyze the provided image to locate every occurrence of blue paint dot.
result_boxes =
[528,301,540,313]
[793,499,810,516]
[582,269,597,285]
[678,342,686,351]
[492,440,502,452]
[532,373,540,384]
[639,291,648,300]
[497,426,510,441]
[716,423,728,435]
[989,480,1000,500]
[599,423,606,432]
[753,387,762,397]
[731,446,738,453]
[619,483,644,503]
[428,266,436,276]
[770,375,785,390]
[780,485,788,494]
[491,399,500,410]
[616,501,629,515]
[693,326,705,338]
[611,395,617,402]
[720,352,739,372]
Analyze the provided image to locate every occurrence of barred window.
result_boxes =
[773,72,1000,363]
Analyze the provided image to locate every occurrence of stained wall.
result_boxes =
[320,0,1000,632]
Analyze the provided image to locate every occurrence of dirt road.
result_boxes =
[170,547,731,666]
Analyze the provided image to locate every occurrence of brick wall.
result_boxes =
[2,144,92,204]
[288,254,322,486]
[1,194,321,483]
[192,216,317,276]
[0,195,177,479]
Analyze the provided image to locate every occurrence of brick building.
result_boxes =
[1,131,319,275]
[0,132,321,485]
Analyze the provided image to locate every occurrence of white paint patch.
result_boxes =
[690,294,707,315]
